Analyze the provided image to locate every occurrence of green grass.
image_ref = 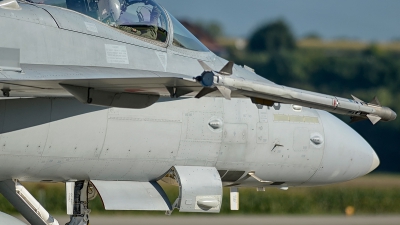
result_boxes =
[1,174,400,215]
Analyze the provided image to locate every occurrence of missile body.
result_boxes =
[210,75,396,124]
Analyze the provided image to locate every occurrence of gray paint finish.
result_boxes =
[0,0,383,219]
[91,180,171,211]
[173,166,222,213]
[0,97,374,187]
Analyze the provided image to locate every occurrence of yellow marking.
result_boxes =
[304,116,319,123]
[289,115,303,123]
[274,114,290,122]
[273,114,319,124]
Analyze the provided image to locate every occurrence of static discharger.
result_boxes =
[195,61,397,125]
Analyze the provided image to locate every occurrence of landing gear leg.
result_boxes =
[0,179,59,225]
[66,181,91,225]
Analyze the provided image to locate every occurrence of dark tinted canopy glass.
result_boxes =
[98,0,168,42]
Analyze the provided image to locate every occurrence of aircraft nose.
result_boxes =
[368,150,380,173]
[305,111,378,185]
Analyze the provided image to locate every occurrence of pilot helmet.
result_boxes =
[98,0,122,23]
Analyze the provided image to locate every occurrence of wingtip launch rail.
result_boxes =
[195,61,397,125]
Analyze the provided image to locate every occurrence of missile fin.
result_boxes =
[367,114,382,125]
[351,95,364,103]
[218,61,234,75]
[370,96,381,106]
[198,60,213,72]
[349,116,367,124]
[195,87,217,99]
[217,86,232,100]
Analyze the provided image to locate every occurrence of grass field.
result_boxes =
[1,174,399,216]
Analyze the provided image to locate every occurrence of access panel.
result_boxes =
[91,180,171,211]
[172,166,222,213]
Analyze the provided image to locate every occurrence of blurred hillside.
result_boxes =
[183,20,400,173]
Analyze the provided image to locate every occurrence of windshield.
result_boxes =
[169,13,209,52]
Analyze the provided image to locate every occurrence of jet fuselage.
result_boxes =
[0,97,377,187]
[0,1,383,223]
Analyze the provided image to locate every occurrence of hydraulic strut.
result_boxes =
[66,180,91,225]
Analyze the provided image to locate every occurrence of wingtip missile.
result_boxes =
[370,96,381,106]
[216,86,232,100]
[194,63,397,125]
[218,61,234,76]
[195,61,234,99]
[351,95,364,103]
[366,114,382,125]
[352,95,383,107]
[349,95,396,124]
[195,87,217,99]
[198,60,213,72]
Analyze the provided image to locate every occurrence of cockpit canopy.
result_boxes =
[97,0,168,42]
[34,0,209,52]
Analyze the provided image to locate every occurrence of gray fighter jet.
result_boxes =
[0,0,396,224]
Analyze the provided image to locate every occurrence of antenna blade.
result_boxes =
[217,86,231,100]
[370,96,381,106]
[198,60,213,71]
[195,87,217,99]
[218,61,234,75]
[367,114,382,125]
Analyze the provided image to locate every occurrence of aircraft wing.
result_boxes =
[0,64,197,97]
[0,64,246,108]
[0,63,395,123]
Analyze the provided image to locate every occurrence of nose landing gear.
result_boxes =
[0,179,60,225]
[66,181,91,225]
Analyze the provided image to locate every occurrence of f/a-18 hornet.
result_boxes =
[0,0,396,224]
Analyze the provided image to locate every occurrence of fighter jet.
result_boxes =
[0,0,396,224]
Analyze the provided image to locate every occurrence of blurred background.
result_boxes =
[156,0,400,173]
[2,0,400,222]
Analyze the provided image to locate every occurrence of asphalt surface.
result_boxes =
[15,215,400,225]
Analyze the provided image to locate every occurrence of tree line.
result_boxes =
[226,20,400,173]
